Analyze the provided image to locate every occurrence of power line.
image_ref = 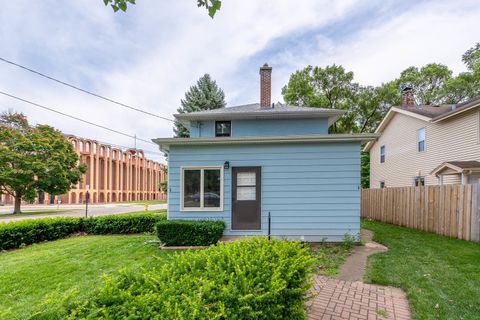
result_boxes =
[0,57,174,122]
[0,90,157,146]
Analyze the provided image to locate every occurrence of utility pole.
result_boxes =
[134,134,137,150]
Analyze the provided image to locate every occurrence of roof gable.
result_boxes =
[363,96,480,152]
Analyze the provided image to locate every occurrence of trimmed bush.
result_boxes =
[83,212,166,235]
[156,219,225,246]
[0,217,82,251]
[0,212,166,251]
[41,237,315,320]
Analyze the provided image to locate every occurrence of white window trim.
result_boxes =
[180,166,224,212]
[417,127,426,152]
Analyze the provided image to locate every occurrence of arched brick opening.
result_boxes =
[112,193,117,202]
[99,192,105,203]
[71,192,77,204]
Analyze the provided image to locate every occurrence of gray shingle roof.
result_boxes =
[174,103,345,122]
[402,104,455,118]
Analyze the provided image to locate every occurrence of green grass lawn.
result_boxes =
[362,219,480,320]
[0,235,174,319]
[125,200,167,206]
[0,209,74,218]
[310,242,351,276]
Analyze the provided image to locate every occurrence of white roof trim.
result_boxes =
[153,133,379,152]
[363,107,432,152]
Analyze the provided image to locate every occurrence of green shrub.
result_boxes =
[156,219,225,246]
[0,217,82,251]
[83,212,166,235]
[40,237,314,320]
[0,212,166,251]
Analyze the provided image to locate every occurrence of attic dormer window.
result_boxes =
[215,121,231,137]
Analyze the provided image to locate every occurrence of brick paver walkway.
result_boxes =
[307,276,410,320]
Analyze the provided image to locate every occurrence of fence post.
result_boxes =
[471,184,480,241]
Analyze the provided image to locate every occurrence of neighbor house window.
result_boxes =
[380,181,385,189]
[181,167,223,211]
[413,176,425,186]
[380,145,385,163]
[215,121,231,137]
[417,128,425,152]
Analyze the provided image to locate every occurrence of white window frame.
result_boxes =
[180,166,224,212]
[417,128,426,152]
[380,145,385,163]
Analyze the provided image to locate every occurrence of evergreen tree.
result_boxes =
[174,74,226,137]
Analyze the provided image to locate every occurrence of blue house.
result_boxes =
[154,64,378,241]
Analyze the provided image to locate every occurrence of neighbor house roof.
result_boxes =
[153,133,379,152]
[363,96,480,152]
[174,103,345,126]
[431,161,480,176]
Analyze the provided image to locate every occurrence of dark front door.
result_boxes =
[232,167,261,230]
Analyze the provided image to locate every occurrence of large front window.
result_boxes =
[182,167,223,211]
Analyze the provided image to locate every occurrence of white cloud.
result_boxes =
[0,0,478,164]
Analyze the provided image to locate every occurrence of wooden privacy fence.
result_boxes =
[361,185,480,241]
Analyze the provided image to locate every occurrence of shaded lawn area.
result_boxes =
[310,242,351,276]
[362,219,480,320]
[0,235,174,319]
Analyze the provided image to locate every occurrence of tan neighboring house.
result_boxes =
[364,88,480,188]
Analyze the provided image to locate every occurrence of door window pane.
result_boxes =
[204,169,221,207]
[183,170,201,207]
[237,186,256,201]
[237,172,256,186]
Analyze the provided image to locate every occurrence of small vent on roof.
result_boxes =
[451,105,457,111]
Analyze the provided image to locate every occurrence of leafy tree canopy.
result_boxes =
[0,111,86,213]
[174,74,226,137]
[281,64,358,133]
[103,0,222,18]
[282,42,480,135]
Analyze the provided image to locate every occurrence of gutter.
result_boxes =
[152,133,380,151]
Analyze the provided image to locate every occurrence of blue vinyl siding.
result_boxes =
[167,141,361,242]
[189,118,328,138]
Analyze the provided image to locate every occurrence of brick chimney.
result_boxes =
[260,63,272,108]
[401,85,415,107]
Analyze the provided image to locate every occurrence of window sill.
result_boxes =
[180,207,224,212]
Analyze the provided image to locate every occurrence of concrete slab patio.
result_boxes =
[307,230,411,320]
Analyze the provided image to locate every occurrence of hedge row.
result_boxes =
[40,237,315,320]
[156,220,225,246]
[0,212,166,251]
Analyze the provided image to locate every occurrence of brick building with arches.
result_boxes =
[0,135,167,205]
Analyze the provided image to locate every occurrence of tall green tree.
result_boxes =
[0,111,86,214]
[103,0,222,17]
[282,65,359,133]
[174,74,226,137]
[396,63,453,105]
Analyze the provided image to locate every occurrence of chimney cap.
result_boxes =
[260,63,272,71]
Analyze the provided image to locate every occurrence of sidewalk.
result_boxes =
[307,230,411,320]
[0,203,167,223]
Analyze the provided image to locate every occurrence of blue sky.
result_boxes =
[0,0,479,163]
